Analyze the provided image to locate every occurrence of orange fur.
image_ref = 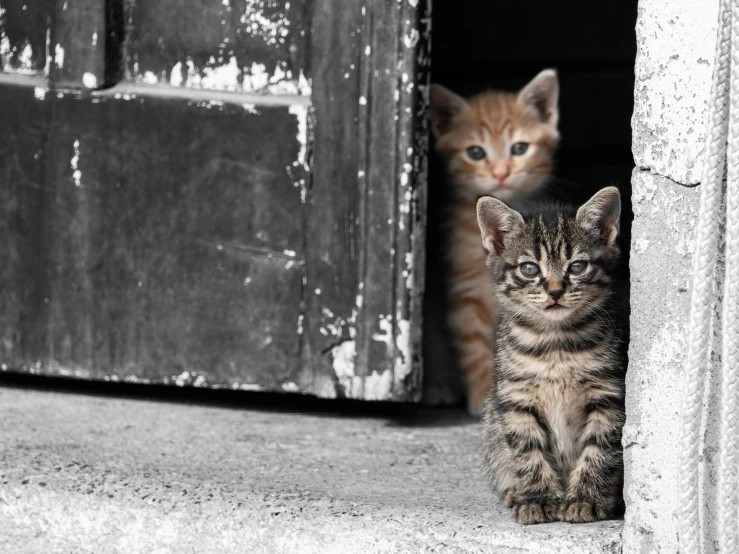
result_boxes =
[430,70,560,415]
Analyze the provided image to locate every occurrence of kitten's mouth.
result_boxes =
[544,302,567,311]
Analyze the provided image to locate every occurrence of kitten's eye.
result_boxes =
[510,142,529,156]
[520,262,540,277]
[569,261,588,275]
[466,146,486,161]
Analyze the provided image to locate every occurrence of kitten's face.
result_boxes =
[430,70,560,202]
[477,188,621,325]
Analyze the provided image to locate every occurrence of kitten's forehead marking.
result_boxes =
[478,124,507,160]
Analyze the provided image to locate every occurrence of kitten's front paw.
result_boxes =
[561,499,610,523]
[513,502,559,525]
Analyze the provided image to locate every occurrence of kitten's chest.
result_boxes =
[534,378,586,468]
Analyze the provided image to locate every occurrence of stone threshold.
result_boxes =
[0,385,622,553]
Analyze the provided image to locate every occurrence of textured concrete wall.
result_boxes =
[626,1,721,552]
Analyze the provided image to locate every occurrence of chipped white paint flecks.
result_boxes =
[236,383,264,391]
[70,140,81,187]
[288,103,309,169]
[1,37,38,74]
[149,58,312,97]
[142,71,158,85]
[363,370,393,400]
[54,44,64,69]
[331,339,357,396]
[393,318,412,388]
[239,0,291,48]
[170,62,183,87]
[372,314,394,352]
[174,371,190,387]
[359,96,367,106]
[403,29,420,50]
[82,72,97,89]
[92,31,98,48]
[404,252,414,290]
[0,32,11,72]
[34,87,46,101]
[281,382,299,392]
[202,56,240,90]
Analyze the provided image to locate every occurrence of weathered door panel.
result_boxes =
[0,0,430,401]
[304,0,429,400]
[0,85,48,368]
[1,85,305,388]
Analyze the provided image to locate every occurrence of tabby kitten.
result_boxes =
[477,187,625,525]
[430,70,560,415]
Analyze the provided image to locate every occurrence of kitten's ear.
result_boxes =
[477,196,524,254]
[429,84,469,137]
[576,186,621,246]
[517,69,559,127]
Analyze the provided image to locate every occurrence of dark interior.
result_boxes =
[422,0,639,404]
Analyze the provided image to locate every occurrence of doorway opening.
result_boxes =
[422,0,638,404]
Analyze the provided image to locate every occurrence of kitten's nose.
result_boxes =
[492,165,510,182]
[548,289,564,301]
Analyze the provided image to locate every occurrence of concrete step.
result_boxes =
[0,386,622,553]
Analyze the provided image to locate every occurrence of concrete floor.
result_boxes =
[0,384,623,553]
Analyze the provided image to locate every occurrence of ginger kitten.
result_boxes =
[429,70,560,414]
[477,187,625,524]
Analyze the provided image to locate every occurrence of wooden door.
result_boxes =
[0,0,430,401]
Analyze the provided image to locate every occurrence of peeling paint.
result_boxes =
[138,57,312,97]
[281,382,299,392]
[239,0,291,47]
[54,44,64,69]
[0,33,11,71]
[403,29,420,49]
[174,371,191,386]
[363,370,393,400]
[331,339,357,394]
[34,87,46,101]
[235,383,263,391]
[404,252,414,290]
[70,140,81,187]
[82,72,97,89]
[372,314,394,352]
[288,104,308,169]
[393,318,412,387]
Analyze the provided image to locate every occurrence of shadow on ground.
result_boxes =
[0,371,474,429]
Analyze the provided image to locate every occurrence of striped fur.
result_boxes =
[477,188,625,525]
[430,70,560,415]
